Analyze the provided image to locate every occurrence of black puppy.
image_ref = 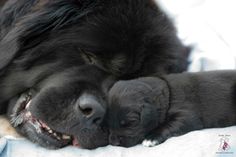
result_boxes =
[108,70,236,147]
[0,0,190,149]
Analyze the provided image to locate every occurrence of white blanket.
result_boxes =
[1,126,236,157]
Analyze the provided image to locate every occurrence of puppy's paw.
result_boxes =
[142,139,159,147]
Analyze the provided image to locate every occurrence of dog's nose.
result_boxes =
[77,93,105,126]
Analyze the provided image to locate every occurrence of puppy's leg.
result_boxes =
[143,110,202,147]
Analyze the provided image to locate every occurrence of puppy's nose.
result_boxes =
[77,93,105,126]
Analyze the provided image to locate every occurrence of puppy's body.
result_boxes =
[108,70,236,147]
[164,71,236,128]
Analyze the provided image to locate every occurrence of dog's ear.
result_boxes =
[0,0,98,71]
[72,0,98,6]
[0,29,19,71]
[15,0,98,49]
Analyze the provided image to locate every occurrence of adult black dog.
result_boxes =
[107,71,236,147]
[0,0,190,149]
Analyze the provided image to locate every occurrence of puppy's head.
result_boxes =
[107,78,169,147]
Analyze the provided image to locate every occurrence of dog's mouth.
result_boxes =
[10,90,80,148]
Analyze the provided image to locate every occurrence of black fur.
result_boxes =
[108,71,236,147]
[0,0,190,149]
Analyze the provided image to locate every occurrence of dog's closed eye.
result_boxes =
[80,48,97,64]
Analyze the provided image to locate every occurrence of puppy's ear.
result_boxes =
[137,77,169,122]
[141,100,159,131]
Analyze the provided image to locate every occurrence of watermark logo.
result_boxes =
[216,135,234,154]
[219,137,230,151]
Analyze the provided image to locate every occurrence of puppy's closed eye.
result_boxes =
[120,119,139,128]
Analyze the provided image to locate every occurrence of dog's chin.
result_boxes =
[8,90,109,149]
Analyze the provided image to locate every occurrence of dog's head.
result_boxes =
[107,78,169,147]
[0,0,187,149]
[7,66,112,149]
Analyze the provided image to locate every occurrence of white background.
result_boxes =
[158,0,236,71]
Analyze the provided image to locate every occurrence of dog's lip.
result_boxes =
[10,90,80,147]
